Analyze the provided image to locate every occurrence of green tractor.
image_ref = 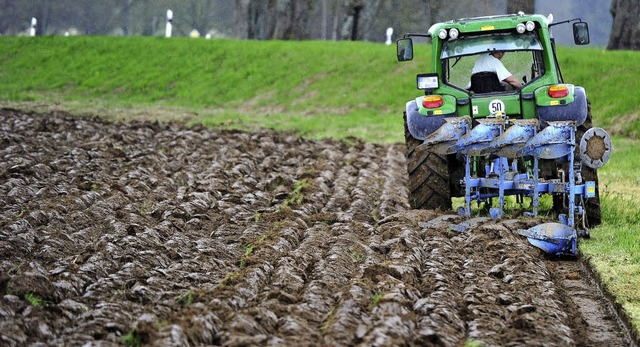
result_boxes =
[396,13,612,255]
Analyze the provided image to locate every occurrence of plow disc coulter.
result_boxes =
[421,116,611,256]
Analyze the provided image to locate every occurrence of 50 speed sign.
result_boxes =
[489,99,505,114]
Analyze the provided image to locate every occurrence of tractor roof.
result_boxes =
[428,13,551,37]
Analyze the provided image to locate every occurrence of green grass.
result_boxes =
[240,243,254,268]
[560,48,640,138]
[200,109,404,143]
[369,291,384,309]
[0,36,418,137]
[1,36,640,331]
[121,328,142,347]
[284,179,310,207]
[175,290,195,306]
[24,293,44,307]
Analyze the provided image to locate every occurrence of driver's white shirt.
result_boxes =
[472,54,512,81]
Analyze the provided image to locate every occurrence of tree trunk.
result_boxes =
[234,0,250,38]
[272,0,313,40]
[321,0,328,40]
[272,0,293,39]
[338,0,382,41]
[235,0,313,40]
[359,0,381,41]
[338,0,360,40]
[122,0,133,36]
[37,0,51,35]
[187,0,215,36]
[607,0,640,50]
[506,0,535,15]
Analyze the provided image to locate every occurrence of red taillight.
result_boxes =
[548,85,569,98]
[422,95,443,108]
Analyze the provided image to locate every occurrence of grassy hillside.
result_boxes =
[560,47,640,138]
[1,36,640,331]
[0,36,415,141]
[0,36,639,140]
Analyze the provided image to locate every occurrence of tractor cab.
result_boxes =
[442,31,543,93]
[397,13,591,120]
[439,30,545,118]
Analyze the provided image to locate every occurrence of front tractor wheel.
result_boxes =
[404,113,452,210]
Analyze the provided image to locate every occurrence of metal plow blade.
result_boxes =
[451,118,503,156]
[451,217,490,233]
[517,222,577,256]
[479,119,539,158]
[517,121,574,159]
[420,116,471,155]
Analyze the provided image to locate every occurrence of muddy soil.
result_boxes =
[0,108,636,346]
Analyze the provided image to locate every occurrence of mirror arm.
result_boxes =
[403,33,431,39]
[549,18,582,28]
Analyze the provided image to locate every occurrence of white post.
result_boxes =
[30,17,37,37]
[385,27,393,45]
[165,9,173,38]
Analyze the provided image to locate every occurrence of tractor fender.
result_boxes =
[536,86,588,127]
[405,99,448,140]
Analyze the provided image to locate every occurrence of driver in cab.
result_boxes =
[470,51,522,93]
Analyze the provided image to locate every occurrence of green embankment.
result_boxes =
[1,36,639,331]
[1,37,639,139]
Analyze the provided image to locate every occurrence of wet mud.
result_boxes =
[0,108,636,346]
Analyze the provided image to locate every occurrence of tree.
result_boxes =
[186,0,215,36]
[36,0,51,35]
[234,0,273,39]
[272,0,315,40]
[234,0,314,40]
[73,0,120,35]
[338,0,381,41]
[607,0,640,50]
[0,0,23,34]
[506,0,535,15]
[121,0,133,35]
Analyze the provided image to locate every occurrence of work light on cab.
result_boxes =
[422,95,443,108]
[548,85,569,98]
[526,21,535,31]
[438,29,448,39]
[448,28,459,39]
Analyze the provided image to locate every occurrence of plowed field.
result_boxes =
[0,109,636,346]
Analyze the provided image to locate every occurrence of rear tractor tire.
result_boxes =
[577,103,602,227]
[551,101,602,228]
[403,113,453,210]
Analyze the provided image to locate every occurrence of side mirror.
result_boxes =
[397,38,414,61]
[573,22,590,45]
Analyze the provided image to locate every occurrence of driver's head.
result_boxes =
[491,51,505,59]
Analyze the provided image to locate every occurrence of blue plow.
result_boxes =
[421,117,612,256]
